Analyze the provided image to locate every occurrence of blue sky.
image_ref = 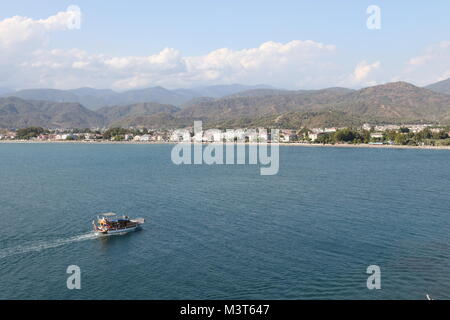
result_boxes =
[1,1,450,90]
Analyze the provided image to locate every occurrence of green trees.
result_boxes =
[433,130,449,140]
[383,130,397,142]
[382,128,449,146]
[394,134,407,145]
[334,128,356,142]
[309,128,370,144]
[315,133,333,144]
[333,129,370,144]
[16,127,45,140]
[399,127,410,133]
[297,128,310,141]
[102,127,129,140]
[309,126,450,146]
[415,128,433,140]
[113,135,124,141]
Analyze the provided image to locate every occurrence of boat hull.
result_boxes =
[95,224,141,236]
[92,215,145,236]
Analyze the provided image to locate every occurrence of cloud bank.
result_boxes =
[400,41,450,86]
[0,9,448,90]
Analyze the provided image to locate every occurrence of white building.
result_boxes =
[281,134,290,142]
[170,130,191,142]
[258,129,269,142]
[83,133,94,140]
[193,131,204,142]
[370,132,384,139]
[55,134,73,140]
[308,132,329,142]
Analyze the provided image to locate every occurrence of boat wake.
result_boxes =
[0,232,98,259]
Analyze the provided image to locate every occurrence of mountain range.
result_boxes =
[1,79,450,129]
[0,84,274,110]
[425,78,450,95]
[0,97,103,129]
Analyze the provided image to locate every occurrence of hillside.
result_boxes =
[2,89,80,103]
[190,84,275,98]
[117,86,197,107]
[333,82,450,123]
[175,88,353,122]
[179,82,450,128]
[206,110,364,129]
[97,102,180,124]
[224,88,293,99]
[110,112,193,129]
[0,97,104,128]
[426,77,450,95]
[1,84,277,110]
[1,81,450,129]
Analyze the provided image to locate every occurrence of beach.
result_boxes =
[2,139,450,150]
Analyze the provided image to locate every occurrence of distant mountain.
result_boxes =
[181,97,217,108]
[334,82,450,123]
[97,102,180,124]
[175,82,450,128]
[110,112,192,129]
[0,87,12,95]
[425,78,450,95]
[0,88,120,110]
[175,88,354,122]
[220,110,364,129]
[239,83,450,128]
[67,87,118,97]
[224,87,352,99]
[0,97,104,129]
[2,89,80,103]
[191,84,276,98]
[1,81,450,129]
[224,89,293,98]
[117,86,197,107]
[0,84,277,110]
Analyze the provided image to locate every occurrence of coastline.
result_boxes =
[1,140,450,150]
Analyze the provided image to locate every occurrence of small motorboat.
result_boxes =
[92,212,145,235]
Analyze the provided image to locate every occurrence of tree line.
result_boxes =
[308,127,450,146]
[10,126,450,146]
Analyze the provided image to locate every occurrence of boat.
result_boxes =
[92,212,145,235]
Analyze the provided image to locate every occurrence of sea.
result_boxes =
[0,143,449,299]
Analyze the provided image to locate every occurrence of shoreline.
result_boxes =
[1,140,450,150]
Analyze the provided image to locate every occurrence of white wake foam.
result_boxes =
[0,232,98,259]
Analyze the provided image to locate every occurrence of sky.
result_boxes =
[1,0,450,91]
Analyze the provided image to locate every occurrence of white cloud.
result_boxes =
[3,9,450,92]
[0,9,347,90]
[176,40,337,89]
[346,60,381,86]
[1,20,340,90]
[11,9,450,91]
[37,39,337,90]
[0,9,79,51]
[400,41,450,86]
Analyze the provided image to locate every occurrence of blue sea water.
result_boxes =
[0,143,449,300]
